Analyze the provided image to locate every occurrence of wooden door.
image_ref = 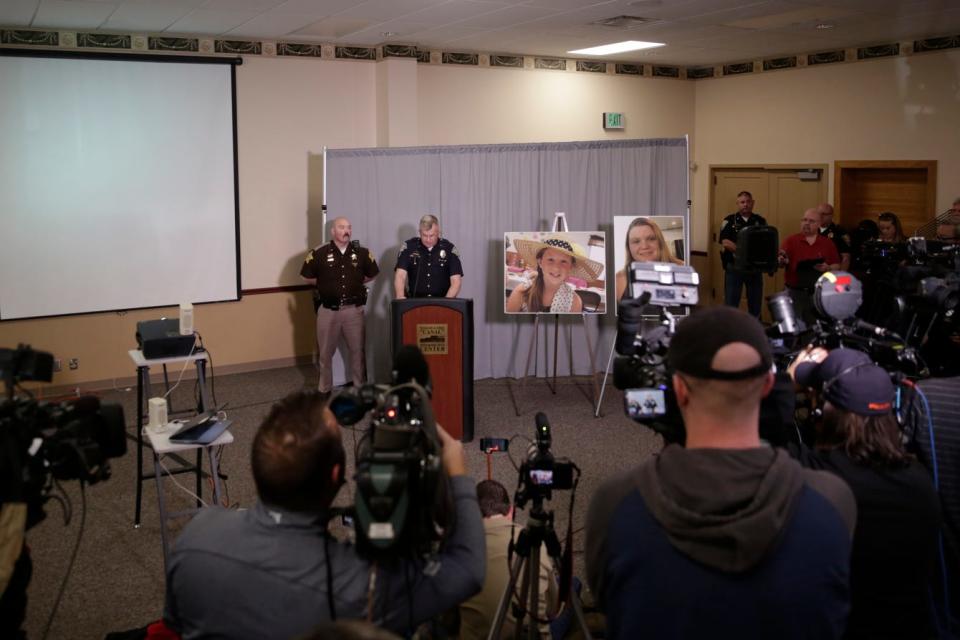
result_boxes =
[835,161,937,235]
[710,167,827,319]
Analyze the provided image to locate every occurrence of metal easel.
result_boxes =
[513,213,601,416]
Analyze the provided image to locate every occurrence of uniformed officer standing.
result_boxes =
[719,191,768,318]
[816,202,851,271]
[394,215,463,298]
[300,216,379,395]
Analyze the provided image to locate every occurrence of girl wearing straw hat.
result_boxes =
[506,236,603,313]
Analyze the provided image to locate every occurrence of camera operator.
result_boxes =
[786,347,942,639]
[587,306,856,639]
[458,480,558,640]
[163,390,484,639]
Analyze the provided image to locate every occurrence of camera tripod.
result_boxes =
[487,502,592,640]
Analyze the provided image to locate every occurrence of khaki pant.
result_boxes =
[315,305,366,393]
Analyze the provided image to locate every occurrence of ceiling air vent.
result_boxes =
[591,15,651,29]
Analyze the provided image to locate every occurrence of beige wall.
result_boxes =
[418,64,694,144]
[690,50,960,256]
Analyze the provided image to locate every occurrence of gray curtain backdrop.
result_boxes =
[326,138,688,383]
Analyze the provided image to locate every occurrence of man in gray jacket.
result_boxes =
[164,390,484,639]
[586,306,857,639]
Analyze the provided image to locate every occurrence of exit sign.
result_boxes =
[603,112,624,130]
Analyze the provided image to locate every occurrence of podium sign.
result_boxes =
[392,298,474,441]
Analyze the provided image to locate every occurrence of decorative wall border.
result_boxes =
[2,27,959,82]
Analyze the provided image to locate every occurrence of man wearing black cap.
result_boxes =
[586,306,857,639]
[789,347,942,640]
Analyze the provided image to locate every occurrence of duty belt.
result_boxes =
[320,296,365,310]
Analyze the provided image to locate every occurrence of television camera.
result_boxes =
[1,345,126,527]
[327,347,452,561]
[612,262,699,443]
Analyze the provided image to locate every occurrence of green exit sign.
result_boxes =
[603,112,625,130]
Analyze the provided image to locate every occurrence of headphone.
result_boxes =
[810,361,874,418]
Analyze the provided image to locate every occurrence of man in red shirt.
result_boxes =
[778,208,841,324]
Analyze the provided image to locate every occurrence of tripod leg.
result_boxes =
[526,548,541,640]
[488,553,526,640]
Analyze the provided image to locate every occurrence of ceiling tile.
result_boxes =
[293,14,373,37]
[225,11,321,36]
[335,19,434,42]
[453,4,560,29]
[404,0,512,26]
[521,0,627,9]
[102,3,195,31]
[199,0,285,11]
[0,0,40,26]
[269,0,357,16]
[166,8,263,34]
[33,0,115,30]
[410,24,487,44]
[332,0,449,22]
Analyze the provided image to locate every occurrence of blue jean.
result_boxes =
[724,270,764,318]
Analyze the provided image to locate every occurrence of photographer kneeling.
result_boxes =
[788,348,942,640]
[163,390,484,639]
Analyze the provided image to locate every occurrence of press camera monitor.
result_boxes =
[629,262,700,306]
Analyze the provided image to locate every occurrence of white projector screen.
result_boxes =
[0,51,240,320]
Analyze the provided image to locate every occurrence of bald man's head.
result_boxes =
[816,203,834,226]
[330,217,352,246]
[668,306,774,422]
[801,209,820,236]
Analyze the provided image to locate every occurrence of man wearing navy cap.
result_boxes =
[586,306,857,640]
[789,347,942,640]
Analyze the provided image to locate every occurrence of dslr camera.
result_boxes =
[514,412,576,509]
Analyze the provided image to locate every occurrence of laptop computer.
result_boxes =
[169,403,231,445]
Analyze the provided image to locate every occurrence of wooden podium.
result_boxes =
[391,298,474,441]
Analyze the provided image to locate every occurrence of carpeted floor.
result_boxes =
[21,365,662,639]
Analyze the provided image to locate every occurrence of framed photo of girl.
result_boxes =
[504,231,607,314]
[612,215,686,302]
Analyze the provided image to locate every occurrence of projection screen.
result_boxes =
[0,51,240,320]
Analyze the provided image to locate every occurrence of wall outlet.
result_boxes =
[68,358,79,370]
[53,358,62,372]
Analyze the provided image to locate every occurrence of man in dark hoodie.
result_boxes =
[586,306,857,639]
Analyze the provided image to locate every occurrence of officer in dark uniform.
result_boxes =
[300,216,379,394]
[718,191,767,318]
[394,214,463,298]
[816,203,851,271]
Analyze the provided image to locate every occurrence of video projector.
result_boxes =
[136,319,196,359]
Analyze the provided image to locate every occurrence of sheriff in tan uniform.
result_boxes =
[300,217,379,394]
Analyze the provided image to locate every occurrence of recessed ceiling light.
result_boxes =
[569,40,665,55]
[815,23,834,30]
[381,31,399,37]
